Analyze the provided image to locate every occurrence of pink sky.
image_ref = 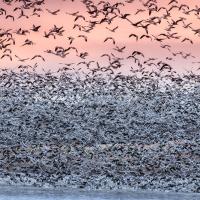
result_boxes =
[0,0,200,73]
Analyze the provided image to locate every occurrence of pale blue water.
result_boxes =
[0,186,199,200]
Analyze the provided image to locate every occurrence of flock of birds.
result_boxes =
[0,64,200,191]
[0,0,200,192]
[0,0,200,75]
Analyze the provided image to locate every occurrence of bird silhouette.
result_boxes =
[46,9,60,15]
[106,26,119,32]
[113,46,126,53]
[22,39,35,46]
[6,15,14,21]
[31,25,41,32]
[1,54,12,61]
[31,55,45,61]
[104,37,116,45]
[181,38,193,44]
[129,33,138,41]
[15,55,29,62]
[78,35,87,42]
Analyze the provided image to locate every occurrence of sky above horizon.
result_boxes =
[0,0,200,74]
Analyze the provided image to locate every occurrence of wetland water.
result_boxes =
[0,186,199,200]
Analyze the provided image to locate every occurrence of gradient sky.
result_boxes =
[0,0,200,74]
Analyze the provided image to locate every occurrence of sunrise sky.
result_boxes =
[0,0,200,74]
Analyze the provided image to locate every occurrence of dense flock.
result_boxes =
[0,67,199,192]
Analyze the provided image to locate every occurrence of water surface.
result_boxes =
[0,186,199,200]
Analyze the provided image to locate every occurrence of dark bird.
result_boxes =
[0,8,6,15]
[182,22,192,29]
[66,46,78,53]
[3,49,12,54]
[1,54,12,61]
[152,35,165,42]
[44,31,55,39]
[66,11,79,16]
[15,28,30,35]
[6,15,14,21]
[159,62,172,71]
[166,57,173,60]
[135,9,145,15]
[119,13,131,19]
[18,10,29,19]
[78,35,87,42]
[140,34,152,40]
[31,25,41,32]
[113,46,126,53]
[67,36,75,44]
[132,51,144,57]
[106,26,119,32]
[129,33,138,41]
[101,54,111,61]
[31,55,45,61]
[74,15,86,21]
[179,4,190,11]
[181,38,193,44]
[160,44,171,50]
[168,0,178,5]
[104,37,116,45]
[78,52,89,59]
[125,0,135,3]
[46,9,60,15]
[22,39,35,46]
[15,55,29,62]
[138,23,151,34]
[168,5,179,11]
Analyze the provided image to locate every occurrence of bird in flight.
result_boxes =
[31,55,45,61]
[46,9,60,15]
[15,55,29,62]
[106,26,119,32]
[31,25,41,32]
[1,54,12,61]
[181,38,193,44]
[113,46,126,53]
[129,33,138,41]
[22,39,35,46]
[78,35,87,42]
[104,37,116,45]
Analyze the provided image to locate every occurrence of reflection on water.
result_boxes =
[0,186,199,200]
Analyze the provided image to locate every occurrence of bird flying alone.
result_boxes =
[46,9,60,15]
[129,33,138,41]
[31,55,45,61]
[181,38,193,44]
[1,54,12,61]
[104,37,116,45]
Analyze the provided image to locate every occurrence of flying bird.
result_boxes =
[1,54,12,61]
[31,55,45,61]
[6,15,14,21]
[46,9,60,15]
[104,37,116,45]
[129,33,138,41]
[22,39,35,46]
[106,26,119,32]
[113,46,126,53]
[78,35,87,42]
[31,25,41,32]
[15,55,29,62]
[168,0,178,5]
[74,15,86,21]
[132,51,145,57]
[181,38,193,44]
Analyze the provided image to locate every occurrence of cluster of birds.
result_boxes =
[0,0,200,74]
[0,0,200,192]
[0,65,200,191]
